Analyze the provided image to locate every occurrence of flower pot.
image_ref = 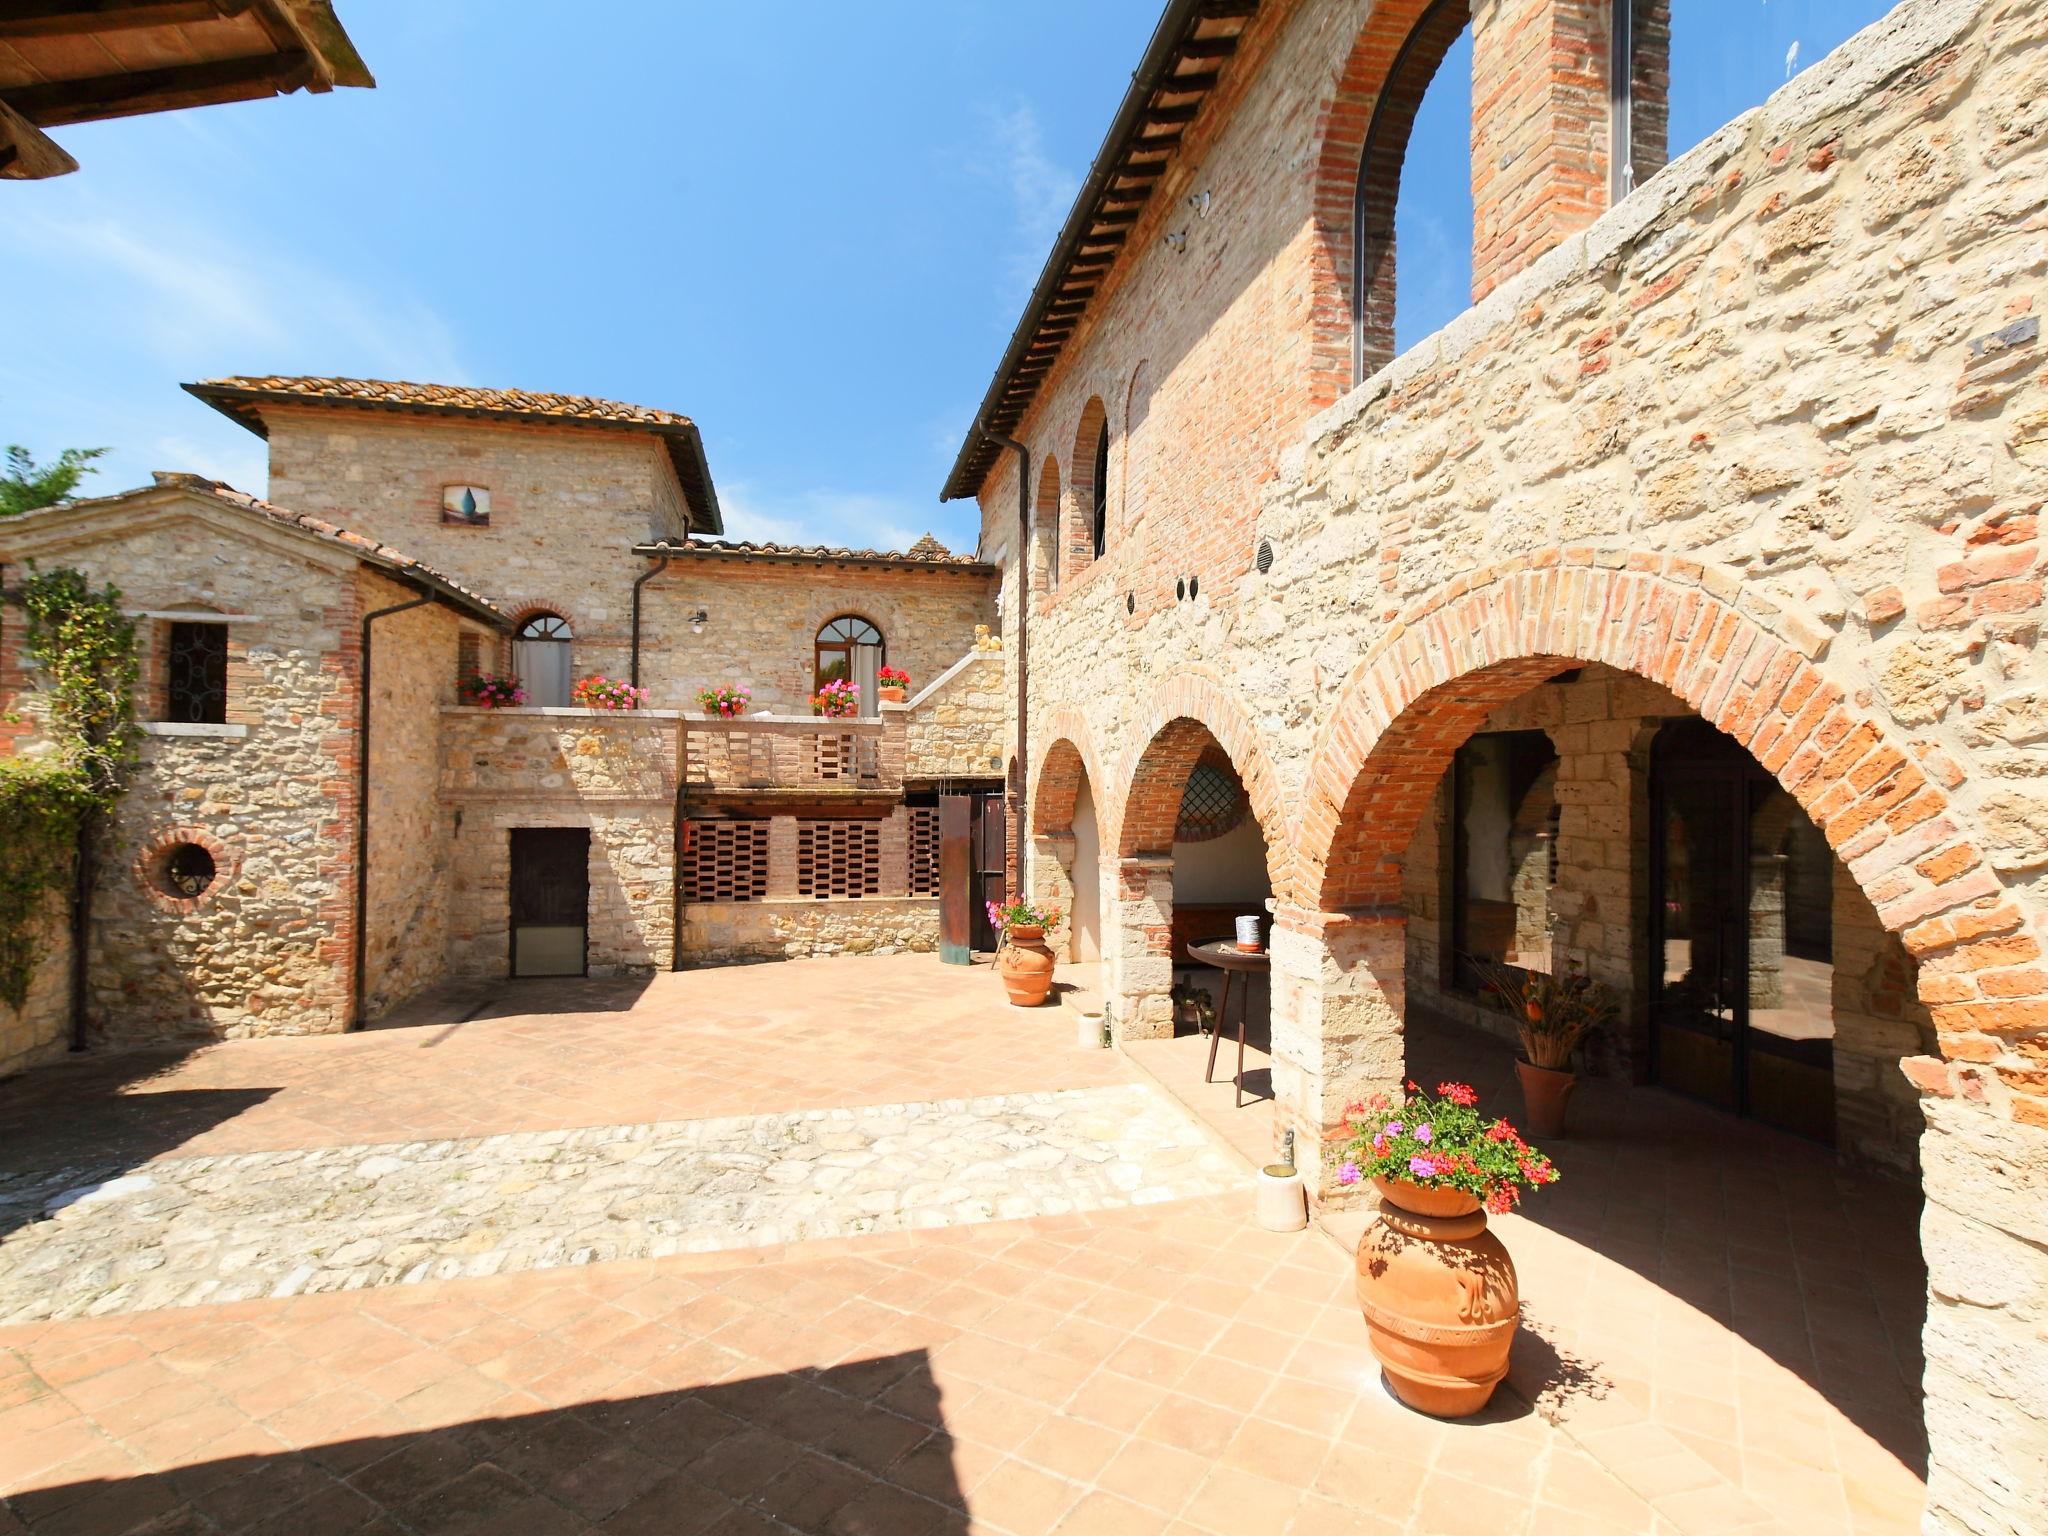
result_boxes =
[1255,1164,1307,1232]
[1514,1058,1577,1139]
[877,685,907,704]
[1354,1176,1519,1417]
[996,925,1056,1007]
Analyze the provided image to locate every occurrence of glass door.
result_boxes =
[1649,720,1834,1140]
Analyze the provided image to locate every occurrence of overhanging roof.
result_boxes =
[939,0,1262,503]
[0,1,372,180]
[185,375,725,536]
[633,536,993,576]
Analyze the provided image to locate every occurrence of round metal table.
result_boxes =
[1186,940,1271,1108]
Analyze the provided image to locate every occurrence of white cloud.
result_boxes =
[715,481,952,556]
[977,101,1080,304]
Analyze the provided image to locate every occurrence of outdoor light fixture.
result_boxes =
[689,609,708,635]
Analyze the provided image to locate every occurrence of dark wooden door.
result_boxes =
[939,795,973,965]
[510,827,589,978]
[968,791,1007,952]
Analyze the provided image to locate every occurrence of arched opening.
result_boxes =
[1122,362,1151,537]
[1297,645,1939,1501]
[513,611,573,708]
[1114,705,1283,1142]
[1031,735,1101,967]
[1069,398,1110,569]
[1032,455,1062,596]
[1348,0,1473,381]
[813,614,885,718]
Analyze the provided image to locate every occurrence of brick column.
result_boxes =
[1270,904,1408,1201]
[765,816,800,900]
[879,806,910,898]
[1108,856,1173,1041]
[1469,0,1616,298]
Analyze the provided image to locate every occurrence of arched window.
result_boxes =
[515,612,573,707]
[814,614,885,717]
[1034,455,1063,595]
[1070,400,1110,568]
[1090,418,1109,560]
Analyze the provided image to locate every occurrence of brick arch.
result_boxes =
[1033,454,1062,596]
[1115,673,1287,890]
[1069,396,1110,569]
[1032,707,1106,839]
[1291,555,2043,1082]
[1308,0,1472,404]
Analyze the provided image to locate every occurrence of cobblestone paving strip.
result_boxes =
[0,1083,1247,1322]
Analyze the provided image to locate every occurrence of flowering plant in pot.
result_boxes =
[1479,962,1614,1138]
[811,679,860,718]
[572,675,649,711]
[876,665,911,703]
[1338,1082,1559,1417]
[696,683,752,718]
[986,897,1063,1007]
[462,674,526,709]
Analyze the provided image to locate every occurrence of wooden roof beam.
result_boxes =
[4,49,311,127]
[0,1,248,38]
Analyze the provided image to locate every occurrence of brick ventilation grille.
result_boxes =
[682,820,769,903]
[909,807,940,897]
[797,821,881,899]
[810,731,877,782]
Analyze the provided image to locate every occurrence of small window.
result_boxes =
[442,485,491,527]
[165,622,228,724]
[1090,417,1109,560]
[814,615,884,718]
[1451,730,1560,990]
[514,612,573,708]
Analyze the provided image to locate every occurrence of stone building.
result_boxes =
[942,0,2048,1529]
[0,378,1002,1068]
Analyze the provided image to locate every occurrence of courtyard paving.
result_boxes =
[0,954,1928,1533]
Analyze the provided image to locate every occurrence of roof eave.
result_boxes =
[633,541,993,577]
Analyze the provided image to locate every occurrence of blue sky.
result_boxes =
[6,1,1892,554]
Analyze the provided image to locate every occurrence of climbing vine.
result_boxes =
[0,564,138,1010]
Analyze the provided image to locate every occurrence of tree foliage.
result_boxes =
[1,443,108,519]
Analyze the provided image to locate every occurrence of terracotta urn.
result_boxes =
[996,924,1056,1007]
[878,685,907,704]
[1354,1177,1519,1417]
[1514,1059,1577,1138]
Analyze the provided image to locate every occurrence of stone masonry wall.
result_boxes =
[637,560,995,717]
[991,6,2048,1527]
[678,899,939,966]
[900,653,1008,781]
[266,408,691,684]
[0,894,69,1080]
[439,708,678,978]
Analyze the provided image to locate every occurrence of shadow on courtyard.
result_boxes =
[2,1350,969,1535]
[1409,1007,1931,1477]
[0,1046,276,1212]
[368,973,658,1035]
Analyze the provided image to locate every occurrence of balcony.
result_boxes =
[682,714,901,793]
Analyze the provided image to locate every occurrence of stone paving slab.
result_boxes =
[0,1084,1248,1323]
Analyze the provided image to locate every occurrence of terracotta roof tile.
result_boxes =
[634,534,988,571]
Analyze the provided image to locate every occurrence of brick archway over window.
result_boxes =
[1069,397,1110,570]
[1309,0,1472,405]
[1115,674,1287,892]
[1032,709,1106,839]
[1033,454,1063,597]
[1290,552,2044,1099]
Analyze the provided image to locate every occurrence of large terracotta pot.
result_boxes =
[996,925,1056,1007]
[1354,1177,1519,1417]
[1514,1058,1577,1138]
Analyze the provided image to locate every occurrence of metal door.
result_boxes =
[510,827,589,978]
[968,791,1007,951]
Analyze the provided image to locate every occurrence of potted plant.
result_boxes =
[697,683,752,718]
[1338,1082,1559,1417]
[462,674,526,709]
[986,897,1063,1007]
[811,679,860,718]
[572,675,649,711]
[876,665,911,703]
[1481,963,1614,1138]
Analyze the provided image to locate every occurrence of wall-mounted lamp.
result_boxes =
[1162,229,1188,254]
[689,609,709,636]
[1187,189,1212,218]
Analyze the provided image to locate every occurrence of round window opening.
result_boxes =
[1176,761,1248,843]
[157,842,217,900]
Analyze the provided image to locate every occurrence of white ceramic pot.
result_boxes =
[1255,1164,1308,1232]
[1235,914,1263,951]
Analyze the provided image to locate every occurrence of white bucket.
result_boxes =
[1235,913,1263,951]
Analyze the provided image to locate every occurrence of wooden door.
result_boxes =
[968,791,1007,951]
[510,827,589,978]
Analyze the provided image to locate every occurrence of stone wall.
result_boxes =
[678,899,939,965]
[900,652,1007,781]
[439,708,679,978]
[266,408,691,683]
[0,893,69,1079]
[637,559,995,717]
